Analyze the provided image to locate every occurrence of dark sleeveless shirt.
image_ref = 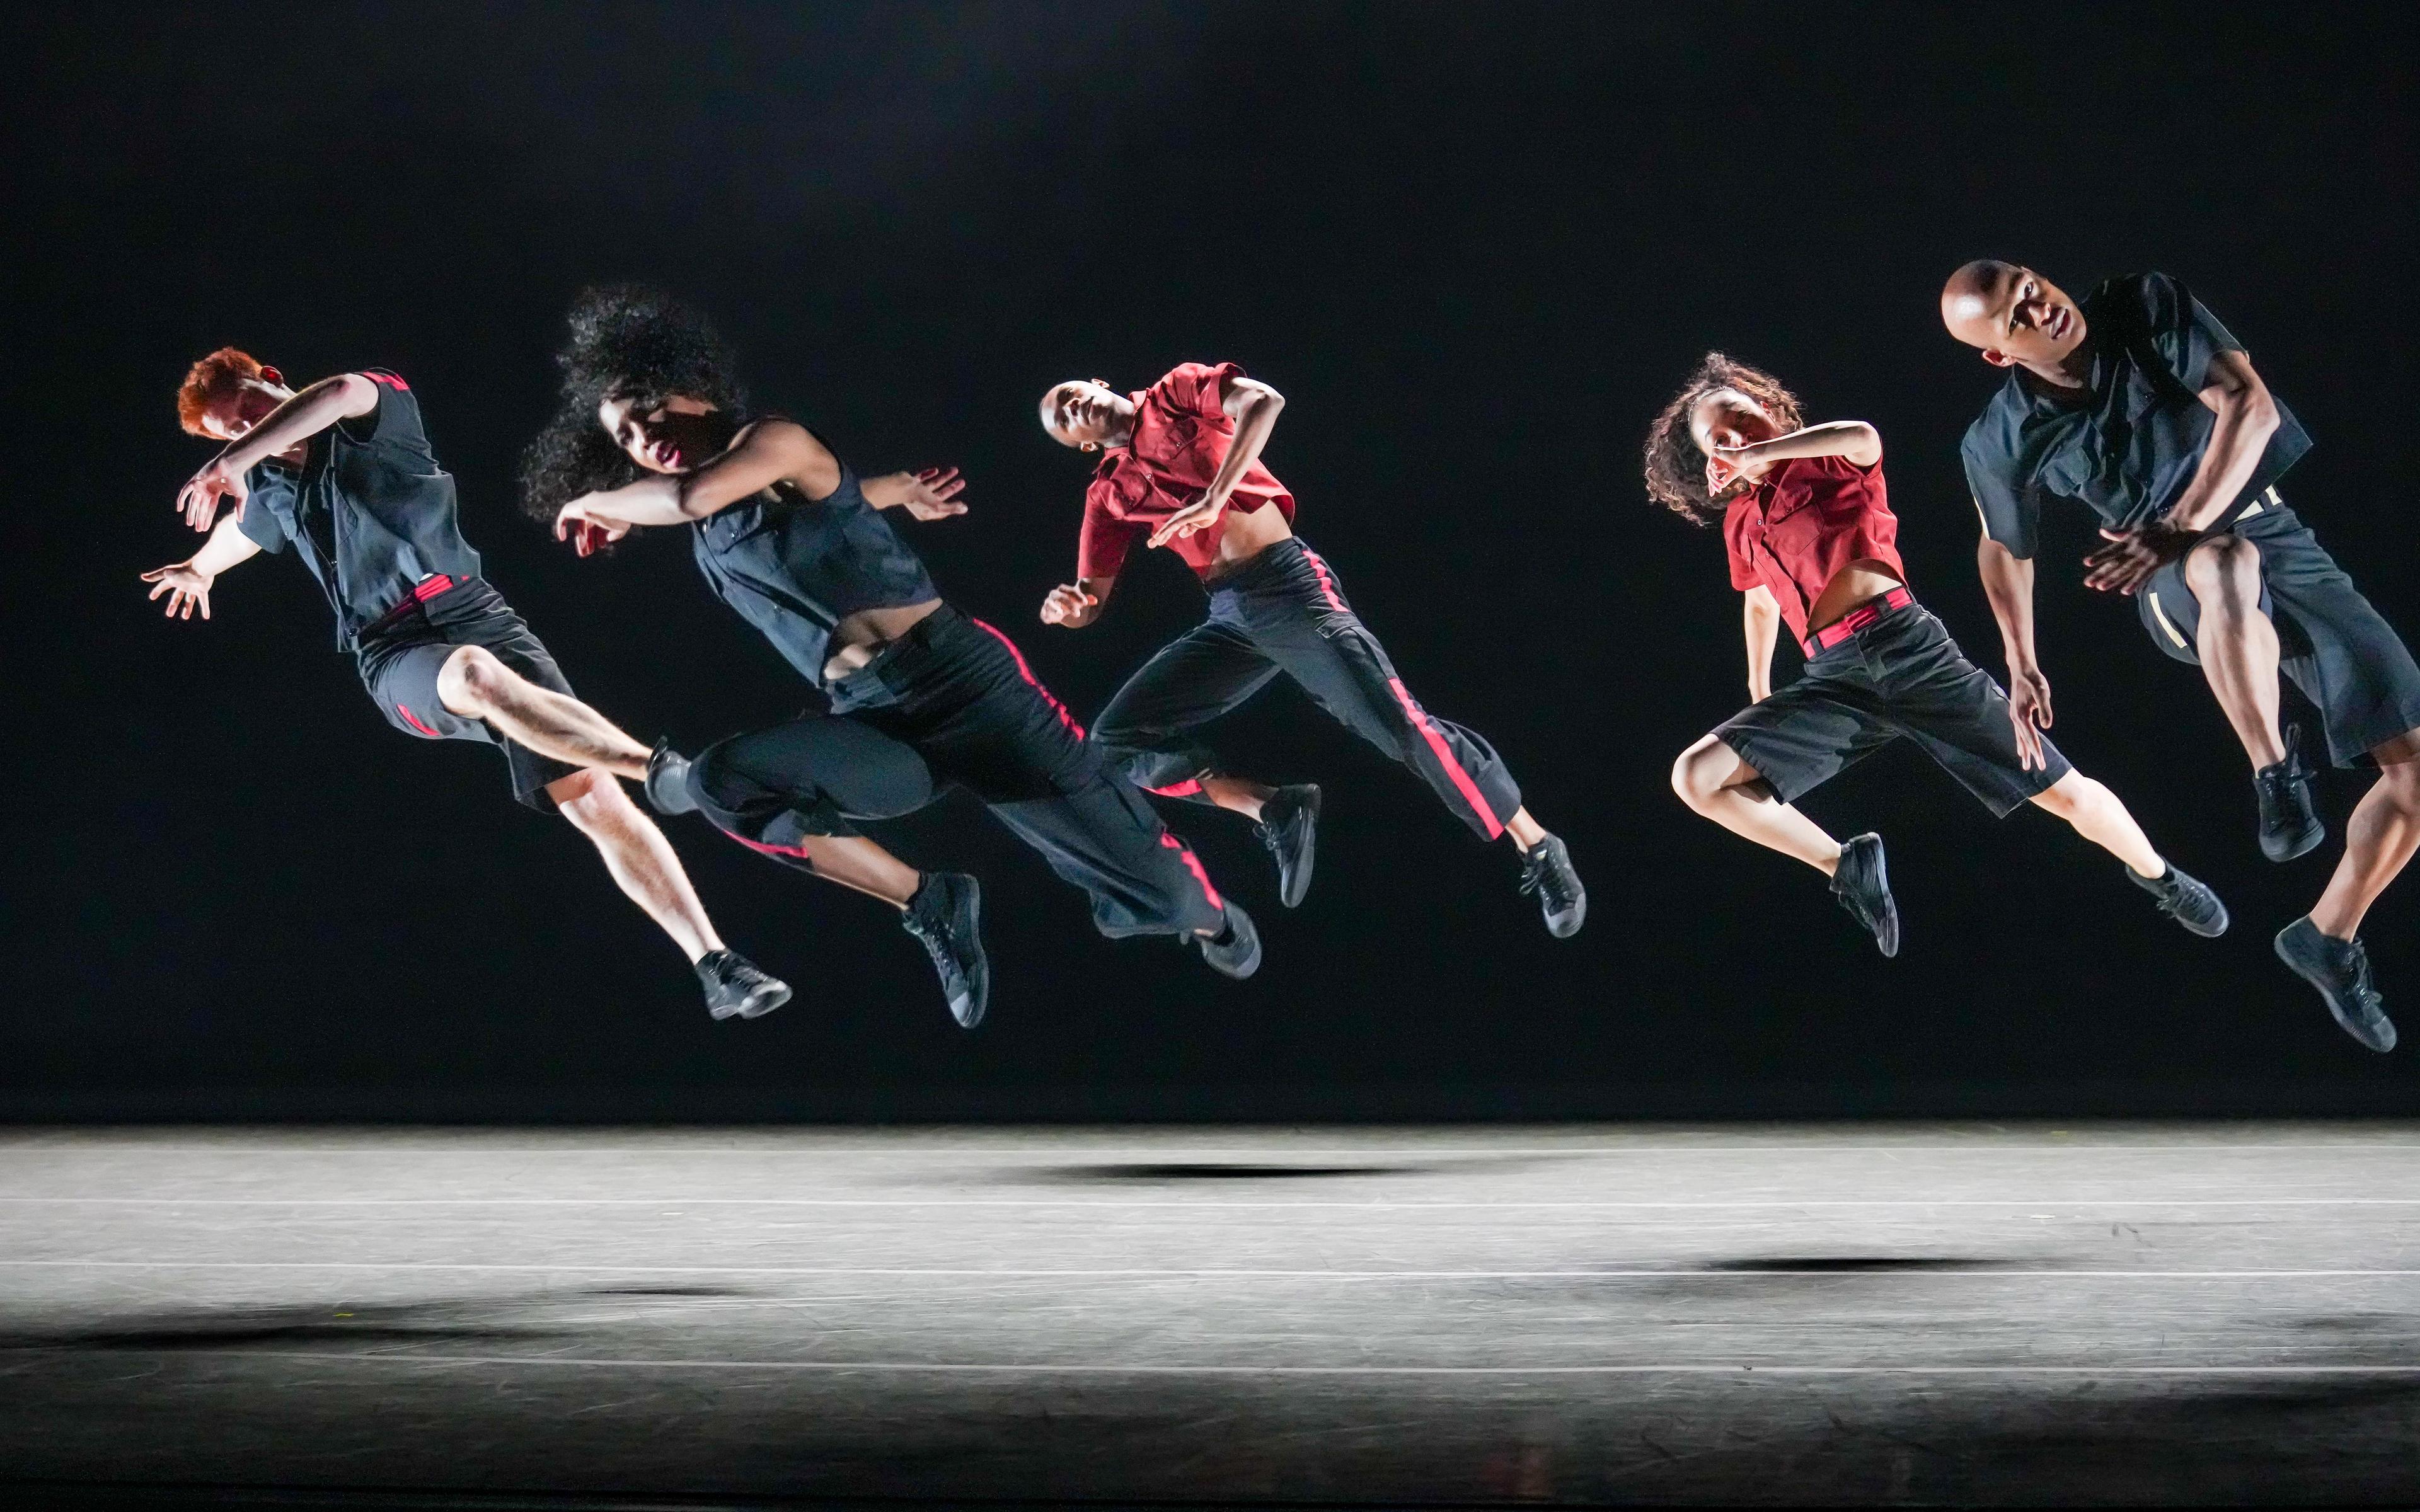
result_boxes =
[689,429,940,687]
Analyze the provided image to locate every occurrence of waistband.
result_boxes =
[357,573,476,640]
[824,602,966,710]
[1202,536,1313,592]
[1807,586,1918,651]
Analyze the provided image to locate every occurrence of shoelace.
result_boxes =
[1520,848,1574,909]
[2345,942,2382,1010]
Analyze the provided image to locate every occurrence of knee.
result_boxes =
[2031,772,2086,820]
[2182,536,2262,610]
[1671,738,1729,809]
[437,644,517,711]
[548,767,633,830]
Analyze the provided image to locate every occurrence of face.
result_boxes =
[1689,388,1781,493]
[1941,264,2085,370]
[195,380,287,443]
[597,391,727,474]
[1039,379,1127,449]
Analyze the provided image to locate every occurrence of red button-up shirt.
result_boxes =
[1722,454,1905,651]
[1078,362,1298,582]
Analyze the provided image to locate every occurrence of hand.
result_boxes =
[2005,665,2054,771]
[1148,493,1226,549]
[1039,583,1099,628]
[866,466,970,521]
[142,561,216,621]
[1704,443,1757,497]
[2083,520,2196,595]
[177,457,249,532]
[555,497,633,558]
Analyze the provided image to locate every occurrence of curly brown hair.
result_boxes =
[1640,352,1805,527]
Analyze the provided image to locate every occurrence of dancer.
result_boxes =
[145,350,789,1019]
[1945,262,2420,1051]
[1646,353,2226,956]
[1035,364,1585,935]
[522,288,1255,1029]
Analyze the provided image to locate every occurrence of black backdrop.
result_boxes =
[5,3,2412,1118]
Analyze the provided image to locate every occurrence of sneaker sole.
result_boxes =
[2261,819,2325,864]
[2273,925,2397,1053]
[1278,789,1321,910]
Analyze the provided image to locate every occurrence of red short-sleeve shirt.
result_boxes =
[1077,362,1298,582]
[1721,454,1906,650]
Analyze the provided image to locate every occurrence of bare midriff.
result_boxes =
[1209,501,1296,572]
[1806,561,1906,633]
[822,598,944,680]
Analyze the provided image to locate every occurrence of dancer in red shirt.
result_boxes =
[1649,353,2225,955]
[1039,362,1584,936]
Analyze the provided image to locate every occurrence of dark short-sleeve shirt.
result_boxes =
[689,426,940,687]
[1960,273,2312,559]
[1078,361,1297,583]
[1722,454,1906,652]
[235,370,483,648]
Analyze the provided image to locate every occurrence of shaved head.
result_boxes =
[1939,259,2087,380]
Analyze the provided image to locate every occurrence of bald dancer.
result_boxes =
[1943,261,2420,1052]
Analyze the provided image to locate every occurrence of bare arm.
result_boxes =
[177,374,381,530]
[141,510,265,621]
[2082,350,2280,592]
[1708,421,1882,495]
[1743,585,1780,702]
[1147,377,1286,549]
[556,419,838,551]
[1978,535,2054,770]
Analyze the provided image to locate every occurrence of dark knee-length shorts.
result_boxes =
[2136,491,2420,767]
[1715,598,2070,817]
[353,576,582,810]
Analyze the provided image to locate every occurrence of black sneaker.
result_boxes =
[902,873,989,1028]
[1255,784,1322,908]
[2127,861,2229,938]
[1517,833,1586,938]
[696,949,792,1021]
[2254,730,2324,862]
[1195,900,1263,980]
[2275,916,2395,1053]
[645,739,699,816]
[1831,832,1899,958]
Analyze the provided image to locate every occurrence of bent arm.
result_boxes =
[1743,585,1780,702]
[192,511,266,576]
[1976,536,2041,675]
[2167,349,2280,532]
[573,419,838,529]
[1207,377,1286,507]
[1728,420,1883,470]
[214,374,381,474]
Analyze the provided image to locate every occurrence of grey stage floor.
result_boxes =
[2,1125,2417,1507]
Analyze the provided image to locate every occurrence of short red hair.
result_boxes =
[176,346,269,437]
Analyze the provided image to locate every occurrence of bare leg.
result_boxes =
[787,835,923,910]
[1506,808,1549,850]
[2310,735,2420,939]
[2028,770,2164,877]
[546,769,723,964]
[1671,735,1844,875]
[2184,537,2288,770]
[1200,774,1277,822]
[437,645,652,781]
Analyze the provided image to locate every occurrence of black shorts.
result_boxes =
[353,576,584,811]
[1715,598,2071,818]
[2137,491,2420,767]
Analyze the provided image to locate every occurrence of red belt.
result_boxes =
[364,574,464,634]
[1807,586,1915,651]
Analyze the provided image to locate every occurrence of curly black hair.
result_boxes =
[519,284,750,520]
[1640,352,1806,527]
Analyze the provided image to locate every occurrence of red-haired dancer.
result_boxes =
[144,349,789,1020]
[1038,364,1584,936]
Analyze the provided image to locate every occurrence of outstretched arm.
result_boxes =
[1978,536,2054,770]
[2083,349,2281,593]
[1148,377,1286,549]
[1706,421,1881,494]
[178,374,381,530]
[1743,586,1780,702]
[141,510,264,621]
[556,418,838,553]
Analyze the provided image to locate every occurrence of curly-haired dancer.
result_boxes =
[524,290,1257,1028]
[1036,364,1584,936]
[143,350,789,1020]
[1945,263,2420,1051]
[1647,354,2225,957]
